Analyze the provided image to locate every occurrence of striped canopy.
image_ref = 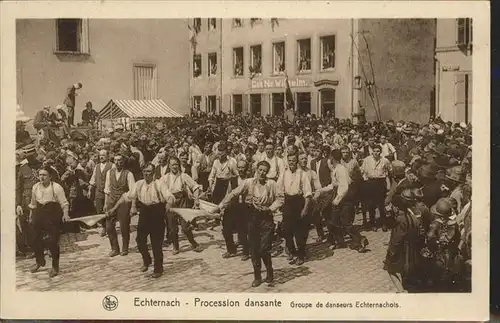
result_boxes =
[98,99,183,119]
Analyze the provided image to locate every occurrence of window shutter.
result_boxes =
[454,74,466,121]
[467,18,473,44]
[80,19,90,54]
[454,74,466,105]
[466,73,472,122]
[456,18,466,45]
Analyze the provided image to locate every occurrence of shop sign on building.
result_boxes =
[250,78,312,89]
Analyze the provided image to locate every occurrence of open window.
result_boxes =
[233,47,244,76]
[208,53,217,76]
[193,18,201,33]
[193,54,202,78]
[55,19,89,54]
[273,42,286,74]
[208,18,217,31]
[297,38,311,72]
[250,45,262,75]
[320,35,336,70]
[233,19,243,27]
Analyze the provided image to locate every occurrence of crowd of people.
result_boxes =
[15,110,472,292]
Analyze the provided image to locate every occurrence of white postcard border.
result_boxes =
[0,1,490,321]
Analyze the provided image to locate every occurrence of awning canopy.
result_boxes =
[98,99,183,119]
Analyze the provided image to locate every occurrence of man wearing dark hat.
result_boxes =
[384,189,425,293]
[419,163,448,209]
[16,121,32,149]
[15,145,39,256]
[422,198,461,292]
[61,152,90,232]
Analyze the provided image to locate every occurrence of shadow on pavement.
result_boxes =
[163,258,208,276]
[59,232,101,253]
[273,266,312,285]
[306,241,335,261]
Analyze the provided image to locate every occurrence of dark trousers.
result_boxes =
[95,197,106,229]
[198,172,210,192]
[166,212,198,250]
[106,201,131,252]
[67,106,74,126]
[137,203,166,273]
[366,178,387,226]
[282,195,308,259]
[32,202,62,269]
[312,209,325,239]
[328,200,364,248]
[16,208,35,253]
[222,202,249,255]
[248,206,274,280]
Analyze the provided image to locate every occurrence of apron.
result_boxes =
[212,177,237,205]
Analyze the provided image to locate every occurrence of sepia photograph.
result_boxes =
[1,1,490,321]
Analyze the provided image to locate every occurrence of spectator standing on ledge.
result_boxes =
[63,82,82,127]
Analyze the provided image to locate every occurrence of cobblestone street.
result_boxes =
[16,214,397,293]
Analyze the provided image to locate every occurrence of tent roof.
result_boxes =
[98,99,183,119]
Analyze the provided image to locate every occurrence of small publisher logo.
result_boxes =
[102,295,118,311]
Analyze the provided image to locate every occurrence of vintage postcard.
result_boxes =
[0,0,490,321]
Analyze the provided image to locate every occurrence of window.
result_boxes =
[320,89,336,117]
[55,19,89,53]
[273,42,286,74]
[296,92,311,116]
[457,18,473,46]
[208,53,217,76]
[454,73,472,123]
[193,96,202,110]
[297,39,311,72]
[133,64,157,100]
[250,45,262,75]
[320,35,336,70]
[250,94,262,115]
[233,47,244,76]
[193,18,201,33]
[207,95,217,113]
[208,18,217,31]
[233,94,243,114]
[193,55,202,78]
[250,18,262,26]
[272,93,285,116]
[233,19,243,27]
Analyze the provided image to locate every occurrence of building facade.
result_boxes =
[220,18,359,119]
[357,19,436,123]
[190,18,436,122]
[189,18,223,114]
[435,18,473,123]
[17,19,191,122]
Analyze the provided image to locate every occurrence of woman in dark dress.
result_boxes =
[384,189,424,293]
